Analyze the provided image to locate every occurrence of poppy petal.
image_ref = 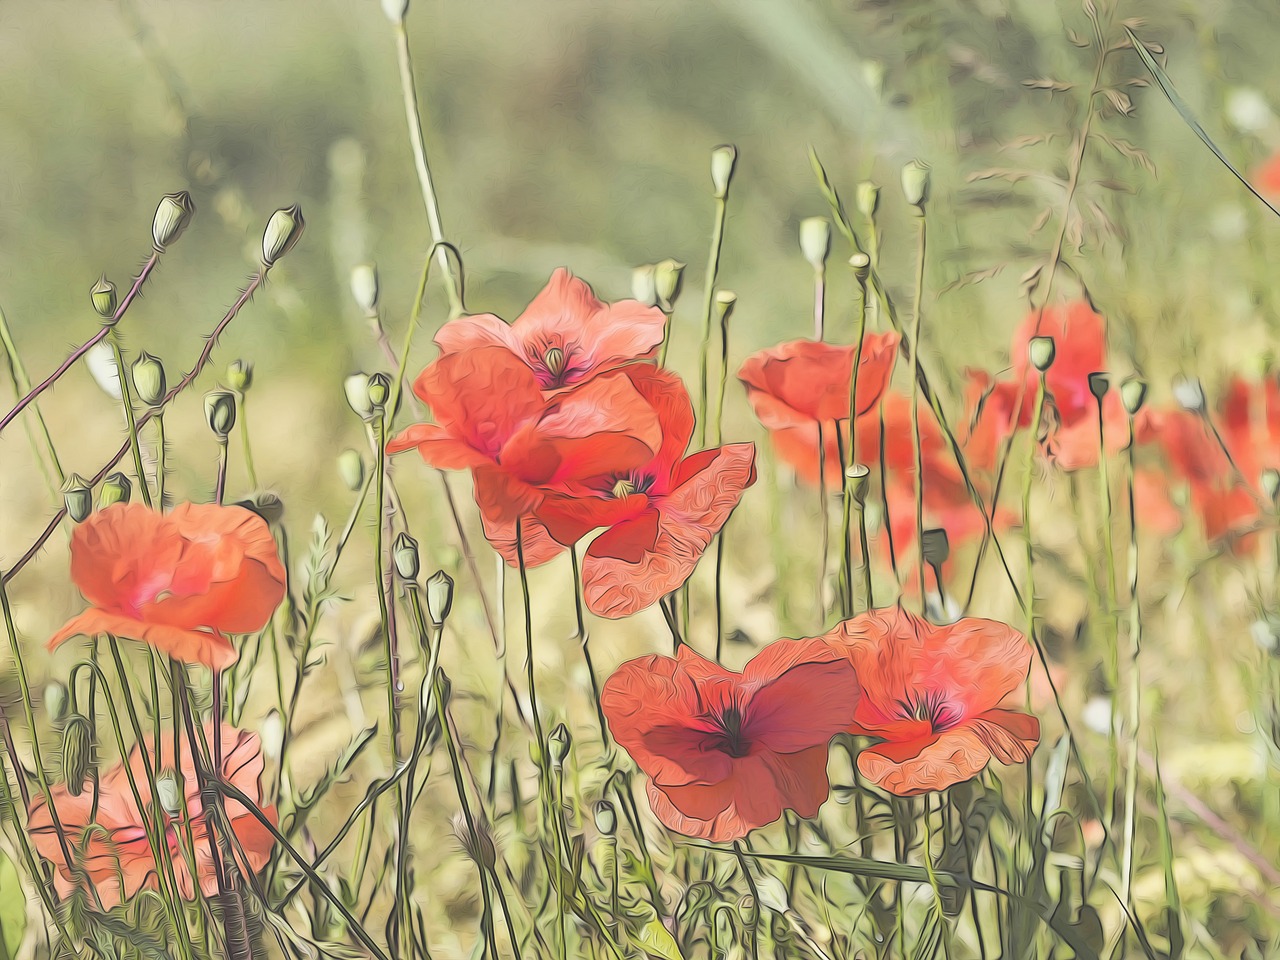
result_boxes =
[49,611,238,670]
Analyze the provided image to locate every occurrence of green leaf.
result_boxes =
[636,917,685,960]
[0,850,24,960]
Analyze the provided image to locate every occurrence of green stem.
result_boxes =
[908,211,928,606]
[108,334,153,509]
[697,195,729,448]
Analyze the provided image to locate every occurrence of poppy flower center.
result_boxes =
[544,346,567,379]
[611,473,654,499]
[899,690,963,732]
[708,705,752,758]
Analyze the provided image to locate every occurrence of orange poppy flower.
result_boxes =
[817,607,1039,796]
[601,639,860,842]
[387,345,662,561]
[535,367,756,617]
[27,724,276,908]
[1256,152,1280,197]
[48,503,286,670]
[737,334,899,487]
[434,268,666,390]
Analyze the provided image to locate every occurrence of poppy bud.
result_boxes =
[849,252,871,282]
[654,258,685,312]
[593,799,616,836]
[344,373,374,420]
[260,711,284,762]
[845,463,871,504]
[710,144,738,200]
[350,262,379,315]
[156,770,183,817]
[426,570,454,626]
[98,472,132,509]
[61,714,93,796]
[713,907,736,948]
[204,389,237,438]
[452,812,497,869]
[1087,372,1110,401]
[714,290,737,328]
[62,474,93,522]
[548,723,572,770]
[382,0,409,21]
[227,359,253,393]
[90,275,117,320]
[238,492,284,526]
[366,372,391,411]
[631,264,658,308]
[1173,375,1205,413]
[131,352,166,407]
[753,874,790,914]
[738,895,759,929]
[855,181,880,220]
[901,159,931,208]
[86,341,122,400]
[262,204,305,267]
[799,217,831,269]
[44,682,69,723]
[1120,378,1147,416]
[152,191,195,251]
[921,527,950,568]
[1028,336,1056,373]
[394,532,420,581]
[337,449,365,491]
[1263,469,1280,505]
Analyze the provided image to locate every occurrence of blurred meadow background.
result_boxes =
[3,0,1280,957]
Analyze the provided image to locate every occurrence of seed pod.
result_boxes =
[337,449,365,491]
[343,373,374,420]
[846,463,871,504]
[593,800,616,835]
[98,472,132,508]
[1028,336,1056,373]
[631,264,658,308]
[155,770,183,817]
[261,204,305,267]
[131,352,167,407]
[1121,377,1148,416]
[426,571,454,626]
[921,527,950,568]
[350,262,379,314]
[855,181,880,220]
[90,275,117,320]
[654,258,685,310]
[714,290,737,328]
[738,895,759,929]
[901,160,931,208]
[1087,372,1110,401]
[548,724,572,770]
[152,191,195,251]
[382,0,409,21]
[1173,375,1205,413]
[227,359,253,393]
[238,492,284,526]
[849,252,871,281]
[61,714,93,796]
[366,372,391,411]
[44,682,69,723]
[204,389,237,438]
[62,474,93,522]
[394,533,420,581]
[710,144,738,200]
[799,217,831,269]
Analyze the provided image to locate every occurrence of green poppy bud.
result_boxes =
[593,799,616,836]
[98,472,132,509]
[849,252,871,281]
[90,275,117,320]
[855,181,880,220]
[426,570,454,626]
[714,289,737,329]
[1087,372,1110,401]
[62,473,93,522]
[845,463,871,504]
[654,258,685,311]
[901,159,932,208]
[921,527,950,568]
[350,262,380,315]
[548,723,572,770]
[710,144,738,200]
[152,191,195,251]
[227,359,253,393]
[337,449,365,492]
[1173,375,1204,413]
[344,373,374,420]
[204,389,237,438]
[44,682,69,724]
[61,714,93,796]
[1028,336,1056,373]
[799,217,831,269]
[1263,469,1280,505]
[155,770,182,817]
[631,264,658,308]
[131,352,166,407]
[382,0,409,21]
[394,532,420,581]
[1121,377,1148,416]
[366,372,391,411]
[261,204,305,267]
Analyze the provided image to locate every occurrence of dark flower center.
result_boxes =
[898,690,962,732]
[709,705,751,757]
[611,473,654,499]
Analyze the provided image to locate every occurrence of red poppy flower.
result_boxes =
[737,334,900,487]
[27,724,276,908]
[48,503,287,670]
[1256,152,1280,197]
[388,346,662,561]
[534,367,756,618]
[818,607,1039,796]
[601,639,860,842]
[433,268,666,390]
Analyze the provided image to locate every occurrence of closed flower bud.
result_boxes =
[631,264,658,308]
[849,252,871,281]
[1121,377,1147,415]
[799,217,831,269]
[44,682,69,723]
[152,191,195,251]
[337,449,365,491]
[204,389,237,438]
[710,144,738,200]
[156,770,183,817]
[1173,375,1205,413]
[714,290,737,327]
[227,359,253,393]
[366,372,391,411]
[855,181,880,220]
[861,59,886,96]
[845,463,871,504]
[262,204,305,267]
[426,570,454,626]
[62,474,93,522]
[344,373,374,420]
[1028,336,1056,372]
[394,532,420,581]
[901,159,932,208]
[1263,468,1280,505]
[90,275,117,320]
[350,262,380,314]
[754,874,790,914]
[593,800,616,835]
[86,341,122,400]
[61,714,93,796]
[548,723,572,769]
[921,528,950,567]
[382,0,409,21]
[98,472,132,508]
[131,352,167,407]
[1087,372,1110,401]
[654,258,685,310]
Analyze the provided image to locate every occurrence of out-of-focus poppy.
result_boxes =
[433,268,666,390]
[737,334,899,487]
[535,367,756,617]
[601,639,860,842]
[818,607,1039,796]
[1255,152,1280,198]
[48,503,286,670]
[28,724,276,908]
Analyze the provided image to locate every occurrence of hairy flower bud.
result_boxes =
[350,262,380,314]
[337,449,365,492]
[901,159,932,208]
[61,714,93,796]
[426,571,454,626]
[366,372,391,411]
[799,217,831,269]
[152,191,195,251]
[548,723,572,770]
[131,352,166,407]
[90,275,117,320]
[204,390,237,438]
[98,472,132,509]
[227,359,253,393]
[394,532,420,581]
[262,204,305,267]
[710,144,738,200]
[62,474,93,522]
[1028,336,1056,373]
